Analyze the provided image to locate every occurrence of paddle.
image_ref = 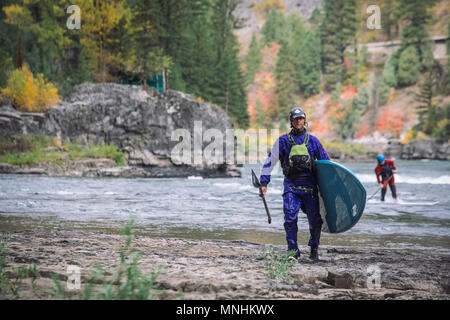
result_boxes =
[367,175,393,200]
[251,169,272,224]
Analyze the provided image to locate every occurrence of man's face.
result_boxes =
[291,117,305,130]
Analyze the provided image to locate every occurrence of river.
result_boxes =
[0,160,449,254]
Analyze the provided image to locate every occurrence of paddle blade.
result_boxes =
[251,169,261,188]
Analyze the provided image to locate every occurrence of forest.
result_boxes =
[1,0,449,141]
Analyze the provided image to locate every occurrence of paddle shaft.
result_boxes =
[259,186,272,224]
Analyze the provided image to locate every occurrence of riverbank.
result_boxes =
[1,228,448,300]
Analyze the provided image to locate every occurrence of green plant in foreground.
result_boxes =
[260,245,297,280]
[0,233,21,299]
[0,233,13,297]
[0,233,40,299]
[52,217,165,300]
[0,135,126,166]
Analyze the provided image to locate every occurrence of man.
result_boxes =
[259,107,329,262]
[374,154,398,201]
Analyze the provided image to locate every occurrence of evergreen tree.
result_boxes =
[379,55,397,105]
[178,6,215,100]
[381,0,402,40]
[331,85,368,140]
[255,97,265,128]
[2,0,93,96]
[0,0,16,87]
[273,12,305,125]
[245,32,263,87]
[320,0,358,91]
[330,82,342,106]
[298,31,321,97]
[433,104,450,140]
[261,8,285,46]
[444,22,450,95]
[275,42,297,127]
[308,8,323,28]
[128,0,171,85]
[397,45,420,87]
[352,85,369,113]
[415,69,437,136]
[209,0,249,128]
[397,0,437,67]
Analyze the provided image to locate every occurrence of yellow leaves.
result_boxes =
[1,66,59,112]
[253,0,286,15]
[3,4,33,28]
[401,128,417,144]
[76,0,130,82]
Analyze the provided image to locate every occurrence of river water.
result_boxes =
[0,160,449,254]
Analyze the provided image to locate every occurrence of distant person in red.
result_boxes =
[375,154,398,201]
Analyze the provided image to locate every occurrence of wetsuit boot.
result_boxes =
[309,247,319,262]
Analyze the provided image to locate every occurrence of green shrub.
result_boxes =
[0,136,34,154]
[0,135,126,166]
[52,218,166,300]
[260,245,297,280]
[0,233,39,299]
[397,46,421,87]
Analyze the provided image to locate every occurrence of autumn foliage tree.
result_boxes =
[1,66,59,112]
[76,0,131,82]
[376,110,406,137]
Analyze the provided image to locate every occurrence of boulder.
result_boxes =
[0,83,241,177]
[400,138,450,160]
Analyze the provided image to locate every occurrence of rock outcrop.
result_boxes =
[0,83,241,178]
[384,138,450,161]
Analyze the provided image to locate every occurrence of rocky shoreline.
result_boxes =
[1,228,449,300]
[0,83,242,179]
[0,159,241,178]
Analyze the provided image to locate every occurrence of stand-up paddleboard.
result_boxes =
[314,160,366,233]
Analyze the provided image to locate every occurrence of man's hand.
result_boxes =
[379,183,384,189]
[259,186,267,198]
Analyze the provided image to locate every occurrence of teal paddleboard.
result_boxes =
[314,160,366,233]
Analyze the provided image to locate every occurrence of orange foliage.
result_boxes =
[376,110,406,136]
[311,117,329,133]
[386,87,395,104]
[341,86,357,100]
[355,124,369,139]
[328,103,345,119]
[343,58,351,68]
[247,43,280,126]
[253,0,286,15]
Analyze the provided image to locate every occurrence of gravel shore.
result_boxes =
[1,228,449,300]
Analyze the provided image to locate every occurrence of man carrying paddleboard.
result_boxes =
[259,107,329,262]
[375,154,398,201]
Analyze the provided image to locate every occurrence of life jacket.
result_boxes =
[282,133,312,178]
[380,163,393,180]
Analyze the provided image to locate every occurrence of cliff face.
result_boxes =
[234,0,323,55]
[0,83,240,178]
